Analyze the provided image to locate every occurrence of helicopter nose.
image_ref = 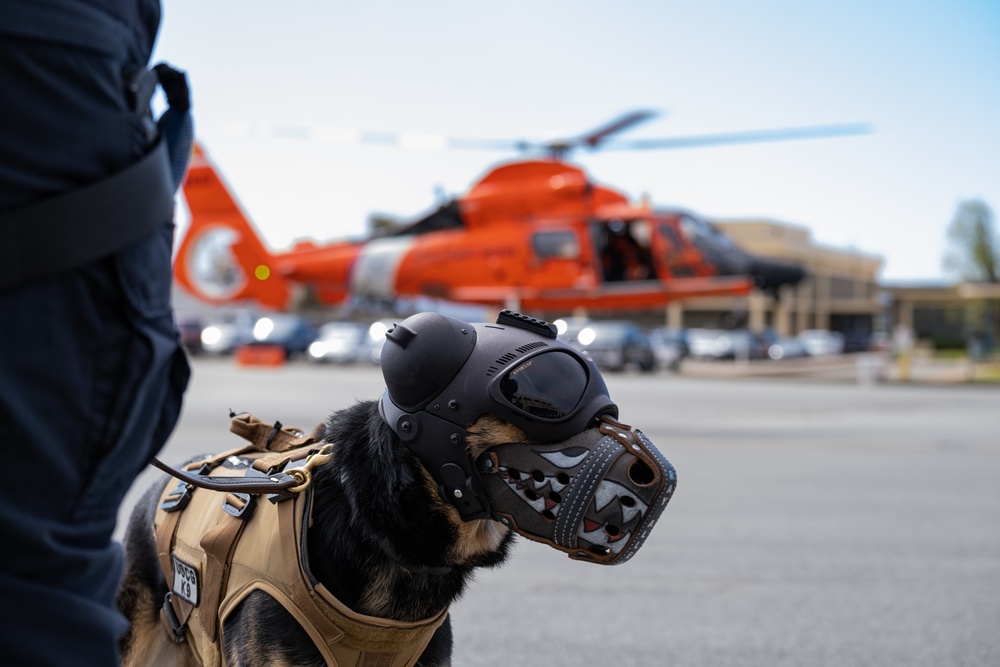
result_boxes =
[749,259,807,293]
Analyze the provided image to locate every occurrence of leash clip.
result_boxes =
[284,444,334,493]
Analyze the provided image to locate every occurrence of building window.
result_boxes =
[830,277,855,300]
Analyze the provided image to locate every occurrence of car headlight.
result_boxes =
[201,326,222,346]
[253,317,275,341]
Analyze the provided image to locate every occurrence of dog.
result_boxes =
[117,310,676,666]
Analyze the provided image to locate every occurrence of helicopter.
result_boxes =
[174,111,866,313]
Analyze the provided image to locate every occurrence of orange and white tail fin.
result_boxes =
[174,143,289,308]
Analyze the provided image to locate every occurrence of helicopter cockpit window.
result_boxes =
[659,224,683,251]
[679,214,736,248]
[532,231,580,259]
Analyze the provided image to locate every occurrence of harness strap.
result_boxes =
[275,497,447,665]
[199,512,249,643]
[156,500,194,642]
[275,498,351,655]
[228,412,323,453]
[357,653,397,667]
[156,505,180,582]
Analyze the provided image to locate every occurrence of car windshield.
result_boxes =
[651,329,682,343]
[319,323,361,340]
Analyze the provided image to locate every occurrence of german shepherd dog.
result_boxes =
[117,311,675,667]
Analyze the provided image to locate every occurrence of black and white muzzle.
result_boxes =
[476,415,675,565]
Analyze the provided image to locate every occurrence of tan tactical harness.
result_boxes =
[153,414,448,667]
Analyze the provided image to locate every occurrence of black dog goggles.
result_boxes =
[379,311,619,521]
[492,350,592,422]
[380,310,617,442]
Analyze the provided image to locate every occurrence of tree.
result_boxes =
[943,200,1000,358]
[943,199,999,283]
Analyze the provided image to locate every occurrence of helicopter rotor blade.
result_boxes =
[521,109,661,157]
[574,109,660,148]
[223,116,871,157]
[224,121,528,152]
[603,122,872,151]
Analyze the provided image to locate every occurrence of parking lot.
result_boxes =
[118,358,1000,666]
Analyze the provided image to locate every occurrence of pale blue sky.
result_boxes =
[153,1,1000,282]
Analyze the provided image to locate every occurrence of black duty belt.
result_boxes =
[0,136,175,291]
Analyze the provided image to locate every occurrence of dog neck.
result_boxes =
[303,400,514,622]
[377,536,453,576]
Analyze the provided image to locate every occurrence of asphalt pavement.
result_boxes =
[116,357,1000,666]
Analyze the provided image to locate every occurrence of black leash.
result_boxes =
[149,457,303,499]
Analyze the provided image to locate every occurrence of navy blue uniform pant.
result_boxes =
[0,222,190,666]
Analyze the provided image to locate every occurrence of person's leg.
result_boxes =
[0,223,189,666]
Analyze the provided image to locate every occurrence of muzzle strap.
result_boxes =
[615,429,676,564]
[552,435,624,551]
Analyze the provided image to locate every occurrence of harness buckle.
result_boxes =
[160,463,211,512]
[161,593,187,644]
[222,492,256,520]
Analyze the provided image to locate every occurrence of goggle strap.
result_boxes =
[379,392,492,521]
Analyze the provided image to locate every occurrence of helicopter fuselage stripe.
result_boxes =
[349,236,415,300]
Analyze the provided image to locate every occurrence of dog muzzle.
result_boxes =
[475,415,676,565]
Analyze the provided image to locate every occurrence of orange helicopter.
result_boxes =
[174,111,866,313]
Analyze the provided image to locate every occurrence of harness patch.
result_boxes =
[172,555,200,606]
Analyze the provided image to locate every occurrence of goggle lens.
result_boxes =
[498,352,587,419]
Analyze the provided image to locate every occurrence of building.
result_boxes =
[662,218,884,338]
[883,281,1000,351]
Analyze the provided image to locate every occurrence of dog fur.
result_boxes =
[117,399,543,667]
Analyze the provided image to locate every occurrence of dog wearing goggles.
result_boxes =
[117,310,676,667]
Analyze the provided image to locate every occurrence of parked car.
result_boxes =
[247,315,316,359]
[307,322,369,364]
[569,320,655,372]
[553,316,592,342]
[199,310,257,355]
[686,328,763,361]
[648,327,688,371]
[843,329,873,353]
[766,336,809,360]
[798,329,845,356]
[359,318,399,364]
